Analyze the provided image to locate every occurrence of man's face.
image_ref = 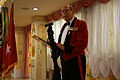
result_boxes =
[61,6,73,22]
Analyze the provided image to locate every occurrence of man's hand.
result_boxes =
[56,43,64,50]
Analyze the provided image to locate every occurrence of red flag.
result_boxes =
[0,6,8,79]
[2,36,7,72]
[5,2,17,74]
[2,7,9,75]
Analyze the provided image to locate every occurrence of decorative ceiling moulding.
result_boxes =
[31,15,46,23]
[46,0,110,22]
[15,27,25,31]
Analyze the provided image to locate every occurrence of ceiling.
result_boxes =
[6,0,77,27]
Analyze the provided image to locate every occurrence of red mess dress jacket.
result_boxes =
[58,17,88,61]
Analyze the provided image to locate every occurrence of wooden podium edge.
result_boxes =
[31,35,50,48]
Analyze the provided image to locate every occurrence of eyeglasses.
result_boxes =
[61,9,69,13]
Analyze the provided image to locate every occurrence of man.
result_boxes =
[56,4,88,80]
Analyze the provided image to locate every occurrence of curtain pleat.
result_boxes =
[51,0,120,79]
[23,25,31,77]
[82,0,120,79]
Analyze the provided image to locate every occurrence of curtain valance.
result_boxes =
[46,0,110,22]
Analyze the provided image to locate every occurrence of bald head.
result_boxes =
[61,4,74,22]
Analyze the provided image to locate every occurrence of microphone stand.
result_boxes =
[45,23,61,80]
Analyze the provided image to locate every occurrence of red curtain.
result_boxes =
[23,24,31,77]
[46,0,110,22]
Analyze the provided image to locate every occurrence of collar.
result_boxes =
[69,16,75,26]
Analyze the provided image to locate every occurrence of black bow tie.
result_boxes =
[66,22,70,26]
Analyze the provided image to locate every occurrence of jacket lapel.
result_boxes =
[58,17,77,44]
[58,23,67,43]
[64,17,77,45]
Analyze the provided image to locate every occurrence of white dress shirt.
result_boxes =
[61,17,75,45]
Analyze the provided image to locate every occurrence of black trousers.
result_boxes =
[61,55,86,80]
